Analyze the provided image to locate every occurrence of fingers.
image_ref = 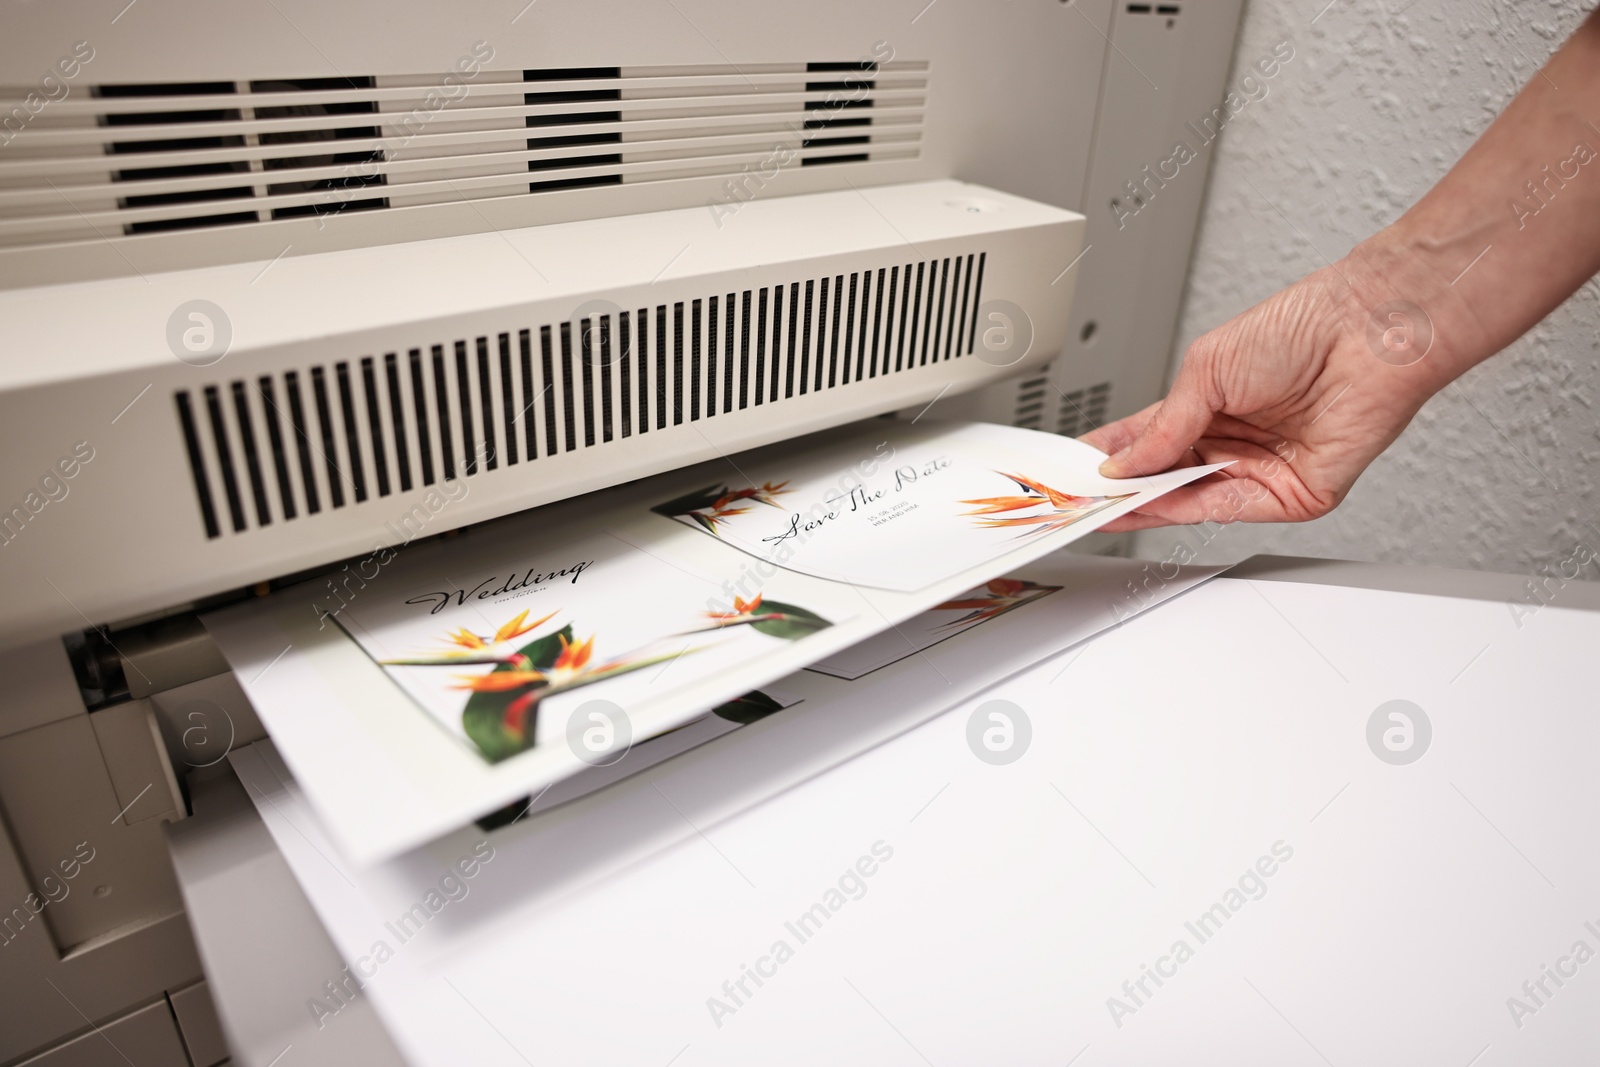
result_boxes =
[1099,472,1263,533]
[1097,510,1185,533]
[1115,476,1289,527]
[1097,356,1219,479]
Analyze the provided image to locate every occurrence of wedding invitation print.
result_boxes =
[334,537,833,764]
[651,424,1138,592]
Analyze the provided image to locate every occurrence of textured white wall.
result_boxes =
[1134,0,1600,582]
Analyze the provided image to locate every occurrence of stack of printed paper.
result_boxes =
[205,418,1223,863]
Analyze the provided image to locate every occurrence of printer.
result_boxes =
[0,2,1250,1062]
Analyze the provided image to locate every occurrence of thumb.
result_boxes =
[1097,364,1217,478]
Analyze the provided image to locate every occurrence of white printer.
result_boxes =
[0,2,1251,1062]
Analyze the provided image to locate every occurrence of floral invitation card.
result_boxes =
[652,422,1169,592]
[334,532,833,765]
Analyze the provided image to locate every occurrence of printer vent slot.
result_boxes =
[172,250,985,539]
[1012,376,1049,430]
[94,80,260,234]
[1055,380,1112,438]
[0,61,928,253]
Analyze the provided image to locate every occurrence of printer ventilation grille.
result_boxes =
[0,62,928,251]
[1054,381,1112,438]
[1012,375,1049,429]
[173,252,986,539]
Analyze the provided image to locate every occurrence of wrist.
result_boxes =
[1340,225,1499,387]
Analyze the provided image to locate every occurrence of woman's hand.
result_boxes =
[1082,245,1456,532]
[1081,9,1600,534]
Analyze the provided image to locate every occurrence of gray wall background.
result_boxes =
[1133,0,1600,581]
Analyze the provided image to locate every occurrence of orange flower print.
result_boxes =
[653,480,791,536]
[932,578,1061,630]
[961,473,1129,538]
[448,631,691,740]
[381,608,559,668]
[702,594,768,624]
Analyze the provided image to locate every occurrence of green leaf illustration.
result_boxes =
[713,690,787,724]
[463,688,546,763]
[460,624,572,763]
[512,624,575,672]
[459,627,701,764]
[749,599,831,640]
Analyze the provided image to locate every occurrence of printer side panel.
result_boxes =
[941,0,1249,479]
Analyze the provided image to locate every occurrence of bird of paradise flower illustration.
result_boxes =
[379,608,559,667]
[929,578,1063,630]
[382,596,830,764]
[695,593,831,639]
[652,480,791,535]
[960,473,1130,538]
[382,611,689,763]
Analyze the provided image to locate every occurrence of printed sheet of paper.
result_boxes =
[206,419,1222,864]
[203,509,860,865]
[230,553,1231,1067]
[651,422,1177,592]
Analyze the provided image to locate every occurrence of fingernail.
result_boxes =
[1099,451,1130,478]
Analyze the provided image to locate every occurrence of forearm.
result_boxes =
[1346,8,1600,390]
